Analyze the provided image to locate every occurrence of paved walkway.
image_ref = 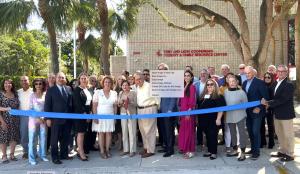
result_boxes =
[0,104,300,174]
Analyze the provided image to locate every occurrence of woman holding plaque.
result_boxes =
[178,70,196,159]
[118,80,137,157]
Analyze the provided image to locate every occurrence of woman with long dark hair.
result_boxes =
[260,72,275,149]
[198,79,225,160]
[0,79,20,163]
[178,70,196,159]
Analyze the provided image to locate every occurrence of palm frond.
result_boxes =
[78,34,97,58]
[0,0,37,33]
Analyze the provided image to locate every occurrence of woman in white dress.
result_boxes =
[92,76,117,159]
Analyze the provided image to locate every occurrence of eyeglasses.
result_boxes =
[206,83,214,87]
[239,67,245,70]
[35,83,42,86]
[264,76,271,79]
[277,70,287,73]
[143,73,149,76]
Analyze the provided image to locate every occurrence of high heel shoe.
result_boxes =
[77,154,88,161]
[238,153,246,161]
[106,151,112,158]
[2,155,9,164]
[9,153,18,161]
[100,152,108,159]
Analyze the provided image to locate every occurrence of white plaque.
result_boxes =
[150,70,184,98]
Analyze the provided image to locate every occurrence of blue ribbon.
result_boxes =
[9,101,260,120]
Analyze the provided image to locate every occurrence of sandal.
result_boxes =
[100,152,108,159]
[10,153,18,161]
[106,151,112,158]
[2,155,9,164]
[184,152,194,159]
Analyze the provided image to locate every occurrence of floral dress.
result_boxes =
[0,92,20,144]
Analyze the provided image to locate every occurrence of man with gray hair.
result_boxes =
[218,64,230,86]
[262,65,295,161]
[242,66,269,160]
[135,72,160,158]
[18,75,33,159]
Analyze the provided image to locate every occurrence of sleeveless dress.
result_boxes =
[92,89,117,132]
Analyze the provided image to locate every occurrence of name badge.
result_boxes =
[204,94,210,99]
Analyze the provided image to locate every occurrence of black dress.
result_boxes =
[73,86,92,133]
[198,95,226,154]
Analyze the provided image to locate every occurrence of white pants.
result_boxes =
[121,117,137,153]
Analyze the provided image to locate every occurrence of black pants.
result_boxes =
[157,117,164,146]
[199,116,218,154]
[51,121,71,160]
[260,110,275,147]
[47,127,51,151]
[84,122,97,153]
[197,117,205,145]
[159,117,176,153]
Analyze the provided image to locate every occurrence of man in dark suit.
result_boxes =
[261,65,295,162]
[45,72,73,164]
[242,66,269,160]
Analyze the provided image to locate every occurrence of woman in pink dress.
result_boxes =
[178,70,196,159]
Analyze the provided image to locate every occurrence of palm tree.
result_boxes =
[96,0,142,75]
[0,0,75,73]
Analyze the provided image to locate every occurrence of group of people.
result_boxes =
[0,63,295,166]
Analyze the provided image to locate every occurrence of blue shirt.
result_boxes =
[245,78,253,93]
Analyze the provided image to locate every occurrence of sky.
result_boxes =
[27,0,128,55]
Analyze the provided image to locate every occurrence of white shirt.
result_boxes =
[274,77,286,94]
[83,88,92,105]
[136,81,160,107]
[18,88,33,110]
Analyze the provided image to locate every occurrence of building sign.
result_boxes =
[150,70,184,98]
[156,49,228,57]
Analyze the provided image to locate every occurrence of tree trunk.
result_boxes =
[295,0,300,101]
[77,21,88,73]
[97,0,111,75]
[38,0,59,73]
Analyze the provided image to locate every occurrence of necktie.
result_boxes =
[61,87,68,101]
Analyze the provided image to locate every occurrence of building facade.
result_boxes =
[111,0,289,76]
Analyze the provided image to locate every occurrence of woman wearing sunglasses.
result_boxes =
[28,78,48,165]
[198,79,225,160]
[260,72,275,149]
[178,70,196,159]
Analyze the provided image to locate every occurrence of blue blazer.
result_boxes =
[242,77,269,117]
[44,85,73,124]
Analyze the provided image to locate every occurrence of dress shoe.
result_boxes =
[163,152,174,157]
[61,156,73,160]
[238,153,246,161]
[280,155,294,162]
[271,152,285,158]
[139,149,147,155]
[52,159,62,164]
[141,153,155,158]
[250,154,260,160]
[22,153,28,160]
